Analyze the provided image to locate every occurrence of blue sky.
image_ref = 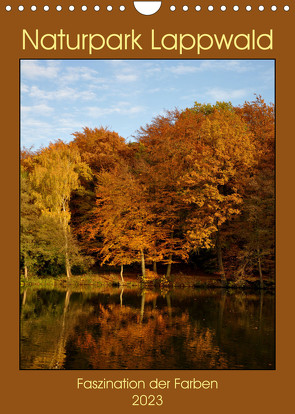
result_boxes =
[21,59,274,149]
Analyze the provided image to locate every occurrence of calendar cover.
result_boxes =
[0,2,293,413]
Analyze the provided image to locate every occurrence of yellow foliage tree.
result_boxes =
[29,140,92,278]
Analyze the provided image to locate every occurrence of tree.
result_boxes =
[20,97,274,283]
[136,110,201,278]
[136,104,255,281]
[72,127,128,172]
[70,127,130,253]
[80,164,162,280]
[20,166,40,278]
[189,103,256,281]
[29,140,92,278]
[226,96,275,286]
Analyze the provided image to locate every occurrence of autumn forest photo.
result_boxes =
[20,60,275,370]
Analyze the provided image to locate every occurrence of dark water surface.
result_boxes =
[20,287,275,370]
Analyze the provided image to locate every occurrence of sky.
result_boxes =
[20,59,274,149]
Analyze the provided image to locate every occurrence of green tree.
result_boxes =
[20,166,40,278]
[29,141,92,278]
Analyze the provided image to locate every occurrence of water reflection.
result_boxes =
[20,287,275,370]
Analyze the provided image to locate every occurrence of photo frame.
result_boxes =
[1,2,293,412]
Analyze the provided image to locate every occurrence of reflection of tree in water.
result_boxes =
[20,289,92,369]
[48,289,71,369]
[68,289,229,369]
[213,290,274,369]
[20,287,274,370]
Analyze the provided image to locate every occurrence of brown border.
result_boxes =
[1,2,294,413]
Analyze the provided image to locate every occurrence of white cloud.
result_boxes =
[28,85,96,101]
[180,93,198,101]
[148,88,161,94]
[169,65,201,75]
[56,117,85,129]
[199,60,251,73]
[60,66,105,84]
[205,87,249,101]
[109,60,139,83]
[144,66,162,76]
[260,67,275,85]
[21,118,52,128]
[21,116,83,148]
[87,103,145,118]
[21,60,60,80]
[128,106,145,114]
[116,73,138,82]
[169,60,253,76]
[109,60,126,67]
[21,118,56,147]
[21,84,29,93]
[20,60,274,149]
[21,103,54,116]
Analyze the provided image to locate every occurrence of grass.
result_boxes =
[20,272,275,290]
[20,273,140,288]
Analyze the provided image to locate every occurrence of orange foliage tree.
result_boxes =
[21,98,274,282]
[80,164,164,281]
[70,127,130,255]
[224,96,275,286]
[136,104,255,281]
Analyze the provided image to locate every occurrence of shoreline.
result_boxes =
[20,273,275,291]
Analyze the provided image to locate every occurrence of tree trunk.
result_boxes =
[166,254,173,280]
[120,287,124,307]
[24,265,28,279]
[217,290,226,345]
[216,231,226,285]
[257,249,264,289]
[140,291,145,323]
[259,289,264,331]
[153,261,157,274]
[65,250,72,279]
[62,205,71,279]
[22,289,27,306]
[120,264,124,284]
[140,249,146,278]
[64,289,71,310]
[166,293,172,321]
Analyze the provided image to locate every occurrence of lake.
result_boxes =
[20,286,275,370]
